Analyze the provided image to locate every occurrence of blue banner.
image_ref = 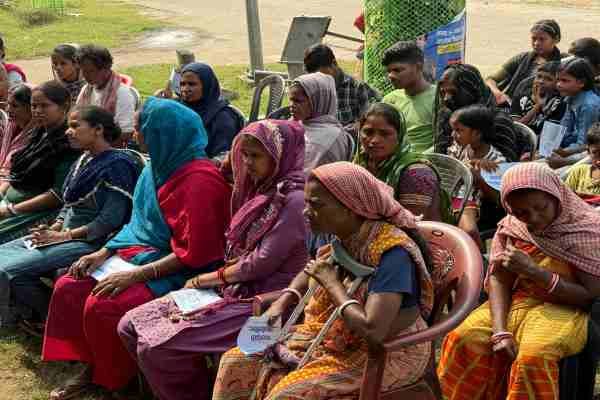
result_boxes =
[417,10,467,81]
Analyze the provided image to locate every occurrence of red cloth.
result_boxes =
[42,276,154,390]
[354,12,365,33]
[3,63,26,81]
[158,159,232,268]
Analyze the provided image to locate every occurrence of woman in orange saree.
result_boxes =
[212,161,435,399]
[437,162,600,400]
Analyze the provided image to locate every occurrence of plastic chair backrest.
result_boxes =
[513,121,537,160]
[424,153,473,223]
[119,148,148,174]
[249,75,286,123]
[360,221,483,400]
[129,86,142,111]
[228,104,247,129]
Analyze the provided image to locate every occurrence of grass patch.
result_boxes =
[0,0,161,59]
[122,60,359,118]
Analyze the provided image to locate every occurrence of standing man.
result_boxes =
[304,44,380,127]
[382,41,436,153]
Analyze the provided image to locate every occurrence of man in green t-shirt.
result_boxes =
[382,41,436,153]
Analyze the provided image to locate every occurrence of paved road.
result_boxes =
[15,0,600,83]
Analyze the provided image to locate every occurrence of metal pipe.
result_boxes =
[246,0,265,78]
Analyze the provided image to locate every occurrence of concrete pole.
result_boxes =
[246,0,265,78]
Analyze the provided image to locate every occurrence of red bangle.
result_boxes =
[217,267,229,286]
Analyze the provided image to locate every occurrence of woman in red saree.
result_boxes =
[42,97,232,399]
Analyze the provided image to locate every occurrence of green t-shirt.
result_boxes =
[383,85,436,153]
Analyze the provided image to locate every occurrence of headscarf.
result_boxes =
[433,63,521,160]
[225,120,306,257]
[77,71,121,114]
[62,150,139,205]
[106,98,209,265]
[354,104,424,196]
[180,62,229,126]
[490,163,600,277]
[293,72,339,124]
[311,161,417,230]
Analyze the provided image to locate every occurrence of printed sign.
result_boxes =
[237,316,281,355]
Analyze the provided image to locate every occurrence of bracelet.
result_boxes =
[490,331,513,345]
[217,267,229,286]
[546,272,560,294]
[337,299,360,318]
[6,202,18,216]
[64,228,73,240]
[282,288,303,303]
[152,264,160,280]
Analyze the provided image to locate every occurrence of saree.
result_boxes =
[0,119,35,177]
[213,162,434,400]
[438,163,600,400]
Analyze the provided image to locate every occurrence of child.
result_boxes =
[51,44,85,107]
[511,61,565,135]
[565,122,600,203]
[448,105,507,249]
[549,57,600,169]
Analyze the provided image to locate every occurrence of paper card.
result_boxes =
[170,288,222,315]
[91,255,139,281]
[237,316,282,355]
[539,121,566,158]
[480,162,521,191]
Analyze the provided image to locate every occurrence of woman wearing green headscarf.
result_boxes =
[355,102,448,221]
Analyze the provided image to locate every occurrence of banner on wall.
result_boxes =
[417,10,467,81]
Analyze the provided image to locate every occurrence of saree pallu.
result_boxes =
[213,223,434,400]
[437,241,588,400]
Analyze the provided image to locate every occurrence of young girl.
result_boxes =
[549,57,600,169]
[565,122,600,204]
[448,104,506,249]
[51,44,85,107]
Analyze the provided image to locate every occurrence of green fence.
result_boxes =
[31,0,64,13]
[364,0,466,94]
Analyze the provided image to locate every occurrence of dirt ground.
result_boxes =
[13,0,600,83]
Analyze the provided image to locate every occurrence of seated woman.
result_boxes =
[0,81,80,245]
[448,105,507,250]
[549,58,600,170]
[174,62,244,158]
[213,161,434,400]
[486,19,563,107]
[355,102,444,221]
[0,106,139,331]
[290,72,354,173]
[51,44,85,107]
[0,84,35,179]
[568,37,600,85]
[118,119,308,400]
[42,98,232,400]
[434,64,522,161]
[565,122,600,203]
[438,162,600,400]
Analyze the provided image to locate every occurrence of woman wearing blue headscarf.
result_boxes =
[43,98,232,400]
[178,62,244,158]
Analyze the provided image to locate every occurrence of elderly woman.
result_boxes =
[0,84,35,180]
[290,72,354,173]
[434,63,522,161]
[486,19,564,107]
[42,98,232,400]
[118,119,308,400]
[438,163,600,400]
[213,162,434,400]
[174,62,243,158]
[0,106,139,332]
[0,81,80,244]
[355,102,446,222]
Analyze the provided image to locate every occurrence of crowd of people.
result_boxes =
[0,15,598,400]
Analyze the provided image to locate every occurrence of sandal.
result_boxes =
[17,319,45,338]
[49,366,94,400]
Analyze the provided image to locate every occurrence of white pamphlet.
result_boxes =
[91,255,139,281]
[539,121,566,158]
[170,288,222,315]
[237,316,281,355]
[480,162,521,192]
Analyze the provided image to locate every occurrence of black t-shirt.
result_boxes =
[511,79,566,135]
